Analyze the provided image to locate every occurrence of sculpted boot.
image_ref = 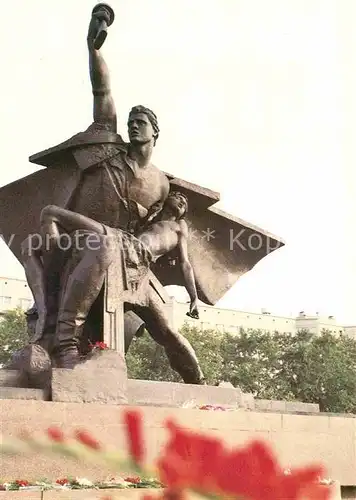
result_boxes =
[164,336,206,385]
[53,232,115,368]
[54,316,82,369]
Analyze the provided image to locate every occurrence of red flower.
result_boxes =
[89,341,108,351]
[124,476,141,484]
[281,468,330,500]
[157,419,224,491]
[0,484,5,491]
[47,426,65,442]
[120,410,331,500]
[95,341,108,350]
[16,480,30,487]
[123,410,145,464]
[199,404,226,411]
[215,440,283,498]
[155,418,332,500]
[74,429,101,450]
[56,478,70,486]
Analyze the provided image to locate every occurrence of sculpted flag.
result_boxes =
[0,131,284,305]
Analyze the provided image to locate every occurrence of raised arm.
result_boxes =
[177,220,199,319]
[87,12,117,131]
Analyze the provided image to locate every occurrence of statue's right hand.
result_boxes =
[87,9,111,46]
[87,16,99,46]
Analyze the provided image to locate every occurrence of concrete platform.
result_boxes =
[0,489,159,499]
[0,387,48,400]
[0,370,320,413]
[0,400,354,487]
[0,485,343,499]
[0,370,21,387]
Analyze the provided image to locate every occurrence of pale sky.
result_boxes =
[1,0,355,323]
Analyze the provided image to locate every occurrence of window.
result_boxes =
[0,296,11,305]
[19,298,31,310]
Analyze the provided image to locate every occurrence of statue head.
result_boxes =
[128,105,159,146]
[163,191,188,220]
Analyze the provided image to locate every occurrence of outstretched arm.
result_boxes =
[87,12,117,130]
[177,221,199,318]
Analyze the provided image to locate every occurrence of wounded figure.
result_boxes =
[22,191,205,384]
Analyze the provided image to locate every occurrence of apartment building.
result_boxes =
[343,326,356,340]
[0,277,351,338]
[170,301,347,337]
[0,276,33,313]
[295,311,344,336]
[171,301,296,334]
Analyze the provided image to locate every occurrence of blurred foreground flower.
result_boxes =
[0,408,334,499]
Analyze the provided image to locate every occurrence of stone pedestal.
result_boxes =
[0,401,354,486]
[51,350,128,404]
[4,344,52,394]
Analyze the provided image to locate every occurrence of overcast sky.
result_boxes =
[1,0,355,323]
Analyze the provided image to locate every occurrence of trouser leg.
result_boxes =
[134,288,205,384]
[54,233,115,368]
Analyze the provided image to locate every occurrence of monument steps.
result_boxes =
[0,370,22,387]
[0,366,319,413]
[0,387,48,401]
[0,486,344,499]
[0,489,163,499]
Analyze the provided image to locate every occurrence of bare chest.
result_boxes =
[141,221,181,255]
[128,166,169,208]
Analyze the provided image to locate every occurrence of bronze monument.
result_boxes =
[0,3,284,389]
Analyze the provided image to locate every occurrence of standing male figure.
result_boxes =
[22,6,205,383]
[35,6,171,355]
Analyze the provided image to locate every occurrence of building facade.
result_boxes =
[170,301,348,337]
[0,277,33,313]
[0,276,352,338]
[295,312,344,336]
[343,326,356,340]
[171,301,296,334]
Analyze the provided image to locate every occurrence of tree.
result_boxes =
[126,324,225,385]
[220,328,285,397]
[279,330,356,412]
[126,323,356,414]
[0,309,28,367]
[1,309,355,414]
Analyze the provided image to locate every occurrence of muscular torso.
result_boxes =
[137,220,183,261]
[67,141,169,231]
[128,164,168,212]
